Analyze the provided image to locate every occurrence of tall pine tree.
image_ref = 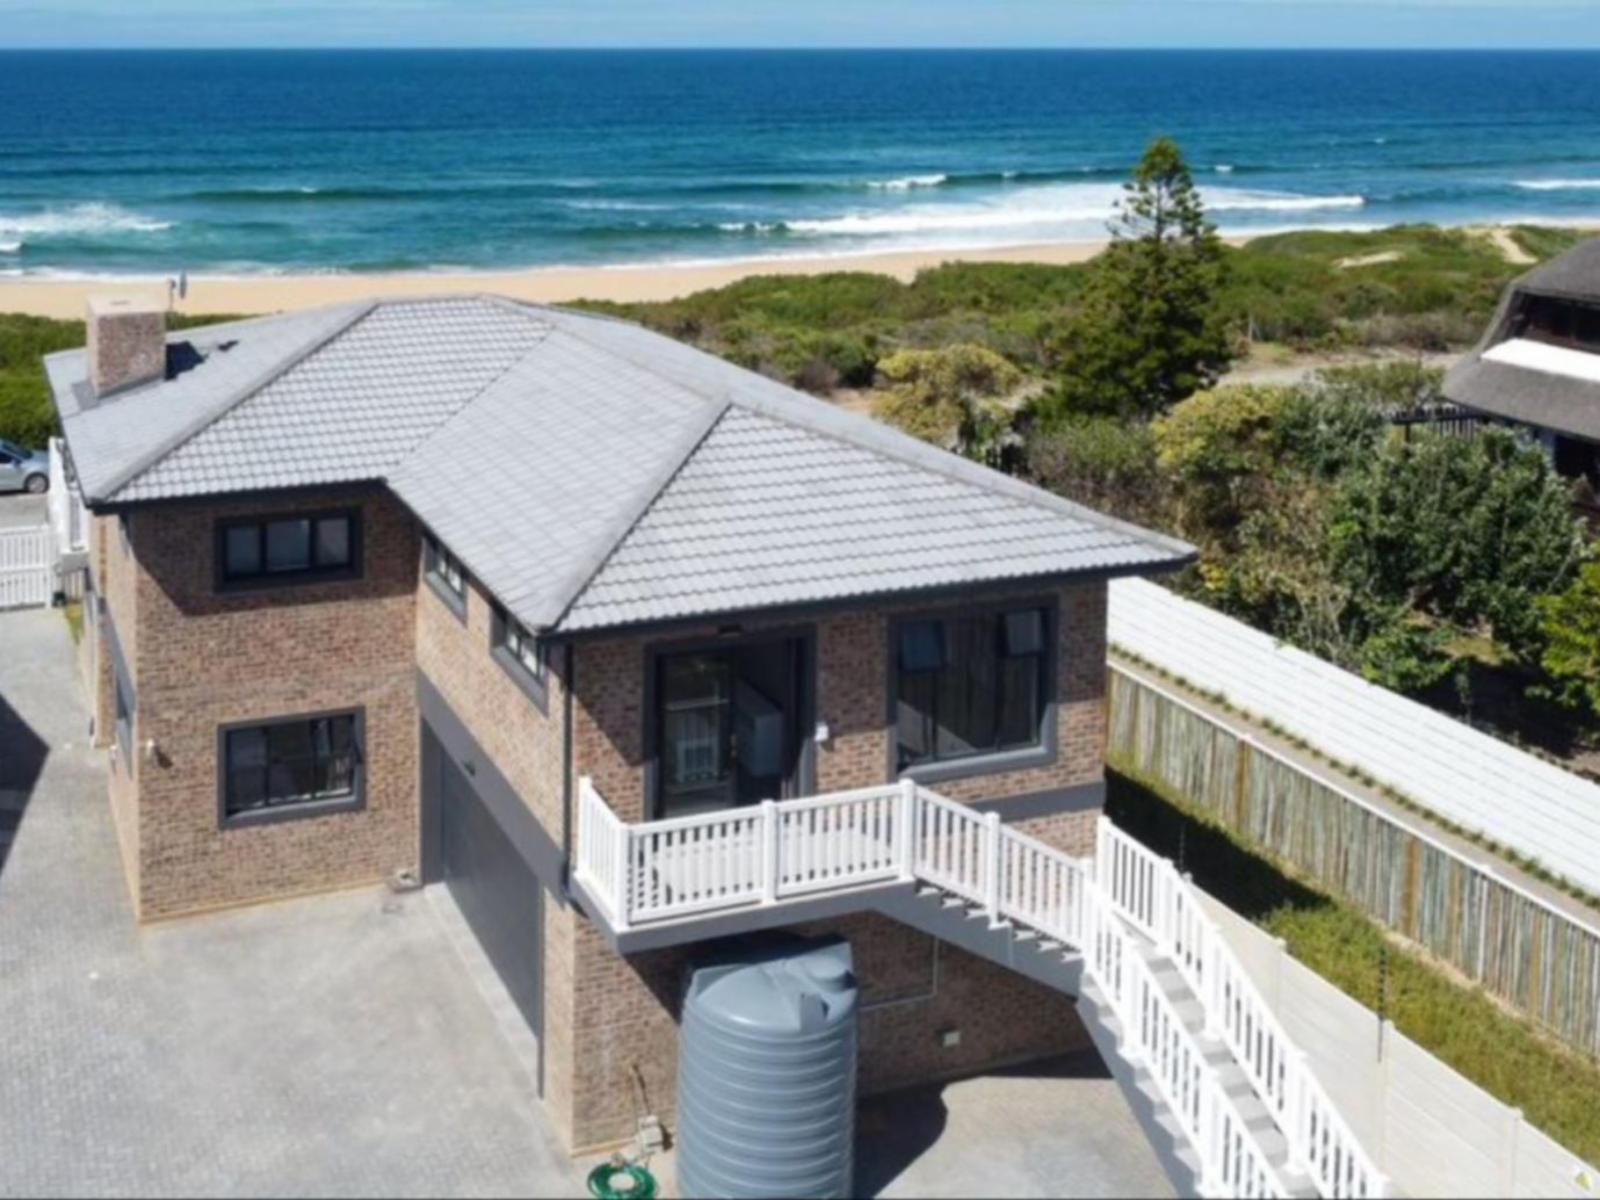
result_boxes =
[1043,138,1233,421]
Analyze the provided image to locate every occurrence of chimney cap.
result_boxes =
[87,293,165,318]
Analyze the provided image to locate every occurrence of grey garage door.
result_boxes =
[426,727,543,1039]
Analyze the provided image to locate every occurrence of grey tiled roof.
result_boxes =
[557,406,1182,632]
[46,303,367,504]
[114,300,550,502]
[47,294,1193,636]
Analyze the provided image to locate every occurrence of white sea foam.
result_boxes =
[0,241,20,254]
[1215,164,1235,175]
[867,174,949,191]
[0,202,174,239]
[1514,179,1600,192]
[773,184,1364,239]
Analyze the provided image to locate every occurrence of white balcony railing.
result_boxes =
[573,777,1386,1199]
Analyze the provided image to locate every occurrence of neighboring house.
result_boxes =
[1446,238,1600,485]
[45,294,1203,1159]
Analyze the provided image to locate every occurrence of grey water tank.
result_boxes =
[676,939,858,1200]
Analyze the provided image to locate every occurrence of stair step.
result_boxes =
[1012,929,1040,944]
[940,896,968,910]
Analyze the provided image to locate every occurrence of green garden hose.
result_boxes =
[586,1160,657,1200]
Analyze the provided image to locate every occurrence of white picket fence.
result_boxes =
[0,525,54,610]
[574,778,1386,1198]
[1108,577,1600,899]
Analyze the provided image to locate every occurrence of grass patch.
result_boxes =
[62,600,83,646]
[1107,768,1600,1164]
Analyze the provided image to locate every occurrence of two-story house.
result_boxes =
[49,293,1359,1194]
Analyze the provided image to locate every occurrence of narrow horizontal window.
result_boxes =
[425,535,467,598]
[493,605,549,710]
[217,509,361,590]
[221,711,364,823]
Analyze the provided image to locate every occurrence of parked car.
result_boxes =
[0,439,50,494]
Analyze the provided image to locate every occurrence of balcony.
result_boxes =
[574,777,1089,942]
[572,778,1387,1200]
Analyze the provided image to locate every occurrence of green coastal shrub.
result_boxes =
[871,344,1022,462]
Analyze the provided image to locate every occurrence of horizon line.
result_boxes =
[7,44,1600,53]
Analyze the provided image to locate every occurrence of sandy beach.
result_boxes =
[0,242,1125,320]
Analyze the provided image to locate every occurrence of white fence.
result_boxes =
[574,778,1384,1198]
[46,437,89,556]
[1108,577,1600,900]
[1196,886,1600,1199]
[0,526,54,609]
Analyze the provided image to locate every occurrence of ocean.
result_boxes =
[2,49,1599,278]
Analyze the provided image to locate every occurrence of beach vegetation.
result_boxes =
[1536,563,1600,720]
[1039,137,1233,421]
[870,344,1023,463]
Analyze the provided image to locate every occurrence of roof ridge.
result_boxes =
[96,300,378,503]
[543,396,733,632]
[543,307,1193,561]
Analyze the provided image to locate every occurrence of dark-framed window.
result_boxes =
[216,509,361,590]
[113,652,135,766]
[423,534,468,620]
[220,710,364,827]
[492,605,549,711]
[893,602,1055,777]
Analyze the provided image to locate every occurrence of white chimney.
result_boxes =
[87,296,167,398]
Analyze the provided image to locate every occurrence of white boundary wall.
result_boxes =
[1196,887,1600,1200]
[1109,577,1600,899]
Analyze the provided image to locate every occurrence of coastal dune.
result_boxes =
[0,242,1122,320]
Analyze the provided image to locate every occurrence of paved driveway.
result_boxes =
[0,492,48,529]
[0,609,583,1199]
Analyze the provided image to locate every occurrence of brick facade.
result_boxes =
[562,582,1107,1149]
[90,489,1110,1153]
[105,489,421,920]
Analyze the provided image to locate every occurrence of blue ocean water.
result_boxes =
[2,49,1600,277]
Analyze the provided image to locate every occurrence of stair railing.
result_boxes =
[1095,819,1388,1199]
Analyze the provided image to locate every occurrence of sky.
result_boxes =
[4,0,1600,50]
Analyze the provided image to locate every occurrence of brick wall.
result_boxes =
[121,489,421,919]
[94,513,141,899]
[561,581,1107,1149]
[413,569,574,1130]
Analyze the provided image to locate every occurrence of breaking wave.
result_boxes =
[0,202,173,239]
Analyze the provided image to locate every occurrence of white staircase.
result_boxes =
[574,779,1388,1199]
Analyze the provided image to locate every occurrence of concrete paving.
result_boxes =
[0,608,584,1199]
[857,1052,1178,1199]
[0,492,48,530]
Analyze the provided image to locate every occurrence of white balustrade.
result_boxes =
[573,778,1382,1198]
[1095,819,1387,1199]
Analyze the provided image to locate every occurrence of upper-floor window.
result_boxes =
[221,710,364,826]
[217,509,360,590]
[894,603,1053,776]
[1520,296,1600,353]
[423,534,468,620]
[492,605,549,710]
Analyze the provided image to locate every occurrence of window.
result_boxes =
[894,604,1052,774]
[492,606,549,709]
[113,653,135,765]
[221,711,363,824]
[217,510,360,589]
[424,535,468,619]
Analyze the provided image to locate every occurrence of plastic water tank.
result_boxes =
[676,939,858,1200]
